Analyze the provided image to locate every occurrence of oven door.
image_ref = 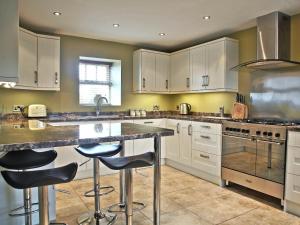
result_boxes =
[255,140,285,184]
[222,134,257,176]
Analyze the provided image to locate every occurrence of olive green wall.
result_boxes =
[0,35,173,113]
[171,13,300,114]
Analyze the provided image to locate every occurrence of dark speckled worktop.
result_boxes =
[0,121,174,153]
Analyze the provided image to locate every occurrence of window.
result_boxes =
[79,60,111,105]
[79,57,121,106]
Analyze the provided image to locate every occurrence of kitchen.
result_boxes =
[1,0,300,225]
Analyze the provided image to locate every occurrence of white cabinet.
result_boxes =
[179,121,192,165]
[133,49,169,93]
[165,119,180,161]
[133,119,166,158]
[285,131,300,215]
[190,38,239,92]
[155,54,170,92]
[170,49,190,92]
[0,0,19,83]
[18,29,38,88]
[37,35,60,89]
[16,28,60,91]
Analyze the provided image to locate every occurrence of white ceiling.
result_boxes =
[20,0,300,51]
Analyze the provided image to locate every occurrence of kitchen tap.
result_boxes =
[219,106,225,117]
[95,96,108,116]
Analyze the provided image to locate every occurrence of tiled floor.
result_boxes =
[56,166,300,225]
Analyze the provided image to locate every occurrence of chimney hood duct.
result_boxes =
[232,11,300,71]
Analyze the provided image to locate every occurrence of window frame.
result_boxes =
[78,60,113,106]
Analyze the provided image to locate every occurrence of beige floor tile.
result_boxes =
[221,205,300,225]
[140,195,185,219]
[160,209,212,225]
[56,202,88,220]
[188,192,261,224]
[114,211,152,225]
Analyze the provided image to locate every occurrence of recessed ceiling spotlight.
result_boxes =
[113,24,120,28]
[203,16,211,20]
[53,11,62,16]
[159,33,166,36]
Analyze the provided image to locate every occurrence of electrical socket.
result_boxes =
[12,105,24,112]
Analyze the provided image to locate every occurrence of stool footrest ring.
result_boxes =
[9,202,39,217]
[77,211,117,225]
[84,185,115,197]
[108,201,146,213]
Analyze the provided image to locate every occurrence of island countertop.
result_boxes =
[0,121,174,152]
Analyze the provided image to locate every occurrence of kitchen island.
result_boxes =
[0,120,174,225]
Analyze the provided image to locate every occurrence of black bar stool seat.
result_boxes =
[0,149,57,170]
[100,152,155,170]
[1,163,78,189]
[75,143,122,158]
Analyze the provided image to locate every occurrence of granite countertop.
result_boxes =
[0,121,174,153]
[287,126,300,132]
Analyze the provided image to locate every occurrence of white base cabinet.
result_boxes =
[165,120,222,185]
[285,131,300,215]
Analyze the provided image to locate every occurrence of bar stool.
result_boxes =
[0,149,57,218]
[1,162,78,225]
[99,152,155,225]
[74,143,122,225]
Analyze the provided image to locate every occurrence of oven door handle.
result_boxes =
[222,133,255,142]
[256,139,284,145]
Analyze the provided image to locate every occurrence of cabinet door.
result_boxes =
[141,51,155,91]
[155,54,170,92]
[179,122,192,165]
[166,120,180,161]
[190,46,206,91]
[170,50,190,92]
[18,29,38,88]
[206,41,225,90]
[37,37,60,89]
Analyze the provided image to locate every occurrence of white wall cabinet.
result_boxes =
[0,0,19,83]
[133,37,239,94]
[170,49,190,92]
[133,49,169,93]
[16,28,60,91]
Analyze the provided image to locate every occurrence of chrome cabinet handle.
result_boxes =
[55,72,59,84]
[34,71,38,84]
[186,77,190,88]
[176,123,180,134]
[188,124,192,136]
[200,135,210,139]
[142,78,146,88]
[201,125,211,129]
[200,154,210,159]
[206,75,209,86]
[165,80,168,89]
[202,76,206,87]
[144,121,154,124]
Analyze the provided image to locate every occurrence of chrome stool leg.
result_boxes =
[125,169,133,225]
[9,188,39,217]
[108,145,145,213]
[77,159,117,225]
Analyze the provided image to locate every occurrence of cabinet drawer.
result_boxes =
[192,122,221,134]
[286,174,300,203]
[134,119,165,127]
[287,146,300,175]
[192,132,221,155]
[288,132,300,147]
[192,150,221,176]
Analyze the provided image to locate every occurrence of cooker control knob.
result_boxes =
[256,131,261,136]
[263,131,268,136]
[275,133,280,138]
[225,127,230,131]
[245,129,250,134]
[268,132,273,137]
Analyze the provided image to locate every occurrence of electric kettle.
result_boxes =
[179,103,191,115]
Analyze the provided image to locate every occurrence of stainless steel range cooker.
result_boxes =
[222,120,288,201]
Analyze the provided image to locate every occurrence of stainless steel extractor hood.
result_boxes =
[232,11,300,71]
